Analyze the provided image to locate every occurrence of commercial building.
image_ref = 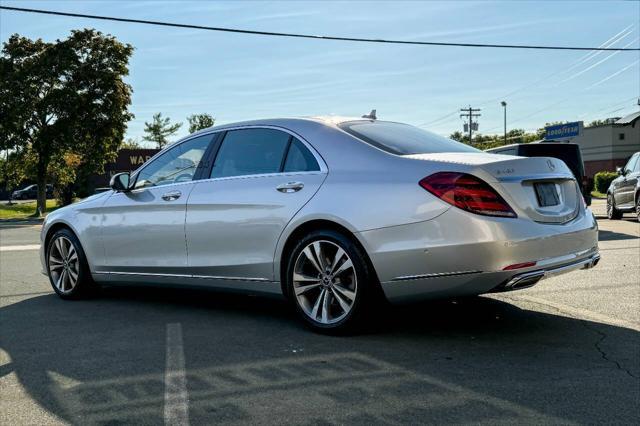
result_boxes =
[571,111,640,178]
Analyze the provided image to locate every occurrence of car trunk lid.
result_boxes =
[406,152,582,223]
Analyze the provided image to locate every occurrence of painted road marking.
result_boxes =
[0,244,41,252]
[164,322,189,426]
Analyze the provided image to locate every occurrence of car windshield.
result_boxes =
[338,121,480,155]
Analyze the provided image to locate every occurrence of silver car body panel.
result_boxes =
[41,117,599,301]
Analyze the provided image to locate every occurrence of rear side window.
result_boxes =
[284,138,320,172]
[211,128,290,178]
[338,121,479,155]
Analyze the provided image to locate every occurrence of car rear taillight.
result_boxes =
[419,172,517,218]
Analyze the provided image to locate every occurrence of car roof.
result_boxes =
[168,116,376,148]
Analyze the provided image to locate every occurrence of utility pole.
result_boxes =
[460,106,481,143]
[501,101,507,145]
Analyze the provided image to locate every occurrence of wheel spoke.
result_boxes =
[295,282,321,296]
[49,256,64,265]
[54,238,64,258]
[333,258,353,277]
[310,288,326,319]
[49,263,64,272]
[67,245,76,262]
[302,247,323,274]
[312,242,326,270]
[331,288,351,313]
[293,272,320,283]
[329,247,345,275]
[68,267,78,283]
[333,283,356,302]
[65,269,73,290]
[321,289,331,323]
[61,238,70,258]
[56,270,66,291]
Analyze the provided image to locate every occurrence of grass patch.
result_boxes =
[591,190,607,199]
[0,200,61,220]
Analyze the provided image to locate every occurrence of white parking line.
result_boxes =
[164,322,190,426]
[0,244,41,252]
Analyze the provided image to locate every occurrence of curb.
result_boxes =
[0,217,44,225]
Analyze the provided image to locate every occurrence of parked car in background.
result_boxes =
[40,117,599,331]
[607,151,640,221]
[11,184,53,200]
[485,143,592,205]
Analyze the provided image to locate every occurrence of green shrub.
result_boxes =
[594,171,618,194]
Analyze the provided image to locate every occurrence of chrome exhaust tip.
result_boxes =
[504,271,544,291]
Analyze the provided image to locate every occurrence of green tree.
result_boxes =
[449,131,464,142]
[143,113,182,149]
[0,29,133,214]
[121,137,142,149]
[187,113,215,133]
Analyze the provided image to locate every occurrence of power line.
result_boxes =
[2,6,640,51]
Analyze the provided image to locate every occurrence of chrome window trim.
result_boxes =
[196,170,325,185]
[128,125,327,192]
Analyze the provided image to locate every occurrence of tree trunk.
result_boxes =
[36,160,47,217]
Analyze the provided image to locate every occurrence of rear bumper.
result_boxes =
[357,206,599,303]
[492,253,600,292]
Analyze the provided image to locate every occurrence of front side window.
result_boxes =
[625,154,639,174]
[134,134,212,189]
[339,121,480,155]
[211,128,290,178]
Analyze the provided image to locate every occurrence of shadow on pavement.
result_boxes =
[598,229,639,241]
[1,286,638,425]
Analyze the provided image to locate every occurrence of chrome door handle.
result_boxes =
[276,182,304,193]
[161,190,182,201]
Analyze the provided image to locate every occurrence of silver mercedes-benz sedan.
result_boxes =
[41,117,599,331]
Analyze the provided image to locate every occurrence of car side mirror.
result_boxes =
[616,166,624,176]
[110,172,131,192]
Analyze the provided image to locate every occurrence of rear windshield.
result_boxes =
[338,121,480,155]
[519,144,584,178]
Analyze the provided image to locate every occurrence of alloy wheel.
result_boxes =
[293,240,357,325]
[48,236,79,294]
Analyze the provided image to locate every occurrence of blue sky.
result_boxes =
[1,0,639,146]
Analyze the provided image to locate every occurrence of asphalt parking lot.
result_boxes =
[1,199,638,425]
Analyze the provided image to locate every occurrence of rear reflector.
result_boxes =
[503,261,537,271]
[419,172,517,218]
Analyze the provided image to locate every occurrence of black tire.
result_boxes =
[46,228,97,299]
[607,193,622,220]
[284,229,379,333]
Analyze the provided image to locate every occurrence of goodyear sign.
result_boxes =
[545,121,583,141]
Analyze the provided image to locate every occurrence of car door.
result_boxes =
[99,133,215,276]
[615,153,639,207]
[185,127,327,281]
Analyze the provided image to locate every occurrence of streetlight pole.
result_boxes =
[501,101,507,145]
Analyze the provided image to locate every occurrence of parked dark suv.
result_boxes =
[10,184,54,200]
[607,152,640,221]
[486,142,592,205]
